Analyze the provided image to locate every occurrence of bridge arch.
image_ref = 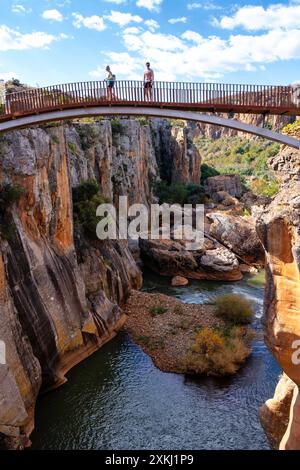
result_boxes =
[0,106,299,149]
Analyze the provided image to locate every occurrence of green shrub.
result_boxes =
[148,305,168,317]
[250,177,279,197]
[1,223,17,241]
[169,119,185,128]
[111,118,124,134]
[185,325,252,375]
[41,121,62,129]
[76,125,99,151]
[192,327,225,354]
[153,181,206,205]
[195,136,280,181]
[136,117,148,126]
[0,185,24,213]
[72,179,110,238]
[135,335,151,347]
[282,120,300,137]
[51,135,60,145]
[0,185,25,242]
[67,141,77,154]
[215,294,255,325]
[200,163,220,183]
[7,78,21,87]
[174,304,184,315]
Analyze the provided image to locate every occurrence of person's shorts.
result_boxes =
[144,82,152,89]
[108,81,115,88]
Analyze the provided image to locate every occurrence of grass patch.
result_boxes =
[148,305,168,317]
[250,177,279,197]
[67,141,78,154]
[214,294,255,325]
[135,335,151,347]
[174,304,184,315]
[51,135,60,145]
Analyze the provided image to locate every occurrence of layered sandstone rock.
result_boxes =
[207,212,265,265]
[139,237,242,281]
[260,373,296,449]
[256,178,300,449]
[268,146,300,183]
[205,174,242,199]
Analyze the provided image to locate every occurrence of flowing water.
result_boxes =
[31,269,280,450]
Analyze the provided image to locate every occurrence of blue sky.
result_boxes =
[1,0,300,86]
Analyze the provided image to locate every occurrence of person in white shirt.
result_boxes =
[144,62,154,101]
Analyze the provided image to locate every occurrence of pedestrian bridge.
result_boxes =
[0,80,300,148]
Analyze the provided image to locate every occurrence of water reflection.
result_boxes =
[31,269,280,450]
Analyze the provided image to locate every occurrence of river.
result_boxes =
[31,269,280,450]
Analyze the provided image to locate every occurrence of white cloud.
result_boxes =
[168,17,187,24]
[100,26,300,81]
[145,19,160,31]
[123,27,142,34]
[181,30,203,43]
[136,0,163,12]
[187,2,221,10]
[104,0,127,3]
[90,52,141,80]
[72,13,106,31]
[0,25,64,51]
[0,71,18,81]
[215,3,300,31]
[106,11,143,26]
[42,9,64,22]
[11,4,32,14]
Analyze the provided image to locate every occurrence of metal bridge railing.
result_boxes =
[0,80,299,118]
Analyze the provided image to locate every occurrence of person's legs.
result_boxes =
[107,85,112,101]
[145,82,151,101]
[144,83,148,101]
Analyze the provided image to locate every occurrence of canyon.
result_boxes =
[0,114,299,450]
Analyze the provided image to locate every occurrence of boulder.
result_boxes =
[214,191,240,206]
[139,237,242,281]
[171,276,189,287]
[207,212,265,265]
[205,174,242,199]
[260,374,296,450]
[239,264,258,274]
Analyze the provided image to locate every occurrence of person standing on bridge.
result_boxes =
[105,66,116,101]
[144,62,154,101]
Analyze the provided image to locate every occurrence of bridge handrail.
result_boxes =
[0,80,299,118]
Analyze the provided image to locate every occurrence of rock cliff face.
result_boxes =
[257,161,300,448]
[0,117,201,449]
